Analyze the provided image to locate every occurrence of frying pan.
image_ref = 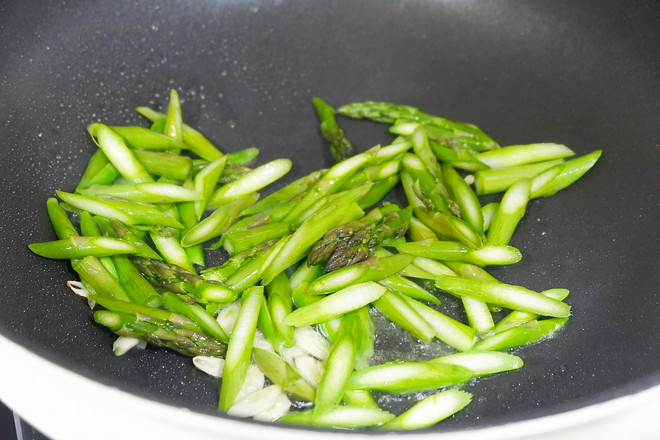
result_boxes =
[0,0,659,438]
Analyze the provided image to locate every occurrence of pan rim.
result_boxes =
[1,331,658,439]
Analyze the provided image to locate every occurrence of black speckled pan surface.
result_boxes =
[0,0,659,434]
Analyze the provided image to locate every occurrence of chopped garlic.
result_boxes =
[235,364,265,403]
[228,385,290,419]
[193,356,225,378]
[253,391,291,422]
[112,336,143,356]
[294,355,324,388]
[294,326,330,360]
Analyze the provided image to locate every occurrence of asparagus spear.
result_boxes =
[79,210,119,278]
[473,159,564,195]
[429,351,523,377]
[87,123,154,183]
[442,261,497,334]
[378,274,441,305]
[252,348,316,401]
[100,217,163,260]
[427,134,489,171]
[401,152,451,214]
[28,236,141,260]
[337,101,499,150]
[132,149,193,181]
[78,182,203,204]
[225,237,290,294]
[314,313,359,412]
[94,310,227,357]
[313,97,355,162]
[219,286,263,411]
[222,222,291,256]
[265,273,295,351]
[486,178,531,245]
[87,293,195,327]
[281,149,374,224]
[160,292,229,343]
[240,170,324,216]
[373,290,436,343]
[108,126,188,151]
[481,201,500,232]
[149,205,195,273]
[71,255,131,302]
[177,178,205,266]
[399,295,477,351]
[223,147,260,166]
[307,204,411,273]
[380,389,472,430]
[193,156,227,217]
[277,405,395,428]
[442,162,484,233]
[357,175,400,210]
[339,159,401,191]
[351,306,375,369]
[216,164,254,186]
[164,88,184,141]
[181,194,259,247]
[395,239,522,266]
[132,256,236,304]
[474,318,568,351]
[260,185,369,285]
[136,105,224,161]
[528,164,564,199]
[208,158,292,207]
[202,238,276,282]
[346,360,473,393]
[474,143,575,169]
[306,253,414,295]
[435,275,571,318]
[492,288,570,333]
[283,282,386,327]
[57,191,184,229]
[532,150,602,198]
[75,150,119,191]
[401,170,483,248]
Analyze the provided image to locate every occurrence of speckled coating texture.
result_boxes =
[0,0,658,433]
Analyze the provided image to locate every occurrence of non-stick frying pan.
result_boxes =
[0,1,659,439]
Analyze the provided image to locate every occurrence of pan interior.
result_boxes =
[0,0,658,431]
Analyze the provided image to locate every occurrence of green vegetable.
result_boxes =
[28,236,140,259]
[314,313,359,411]
[208,158,292,207]
[252,348,316,401]
[381,389,472,430]
[313,97,355,163]
[283,281,386,327]
[87,123,154,183]
[219,286,263,411]
[136,105,224,161]
[346,360,473,393]
[277,406,395,428]
[474,318,568,351]
[474,143,575,169]
[435,275,571,318]
[29,91,601,430]
[57,191,184,229]
[486,178,531,245]
[93,310,227,358]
